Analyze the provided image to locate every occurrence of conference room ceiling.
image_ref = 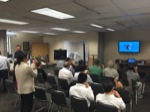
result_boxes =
[1,0,150,35]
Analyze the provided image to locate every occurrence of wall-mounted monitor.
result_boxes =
[54,49,67,60]
[118,41,140,53]
[128,58,136,63]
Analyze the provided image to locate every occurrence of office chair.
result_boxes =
[70,95,89,112]
[50,89,70,112]
[32,86,51,112]
[96,102,118,112]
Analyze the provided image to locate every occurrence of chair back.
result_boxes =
[5,79,16,92]
[115,88,131,103]
[35,86,47,101]
[70,96,89,112]
[51,89,67,107]
[90,74,100,83]
[91,83,104,97]
[96,102,118,112]
[58,78,70,90]
[37,73,45,83]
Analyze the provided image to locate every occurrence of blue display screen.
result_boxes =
[128,58,135,63]
[118,41,140,53]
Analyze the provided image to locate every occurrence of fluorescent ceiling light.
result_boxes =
[106,28,115,31]
[0,0,9,2]
[72,31,86,33]
[31,8,75,20]
[90,24,103,28]
[0,18,28,25]
[51,27,70,31]
[44,33,58,35]
[21,30,39,33]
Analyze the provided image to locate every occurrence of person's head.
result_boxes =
[63,61,70,68]
[79,65,86,72]
[103,80,114,93]
[108,59,114,68]
[128,64,134,71]
[37,61,42,68]
[16,44,21,52]
[16,51,28,65]
[78,73,87,83]
[78,59,84,66]
[94,59,100,66]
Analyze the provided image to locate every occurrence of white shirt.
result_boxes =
[96,93,126,110]
[69,83,94,107]
[0,55,9,70]
[58,67,73,85]
[74,72,93,83]
[15,62,37,94]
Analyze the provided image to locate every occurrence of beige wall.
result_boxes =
[10,33,43,54]
[43,32,98,63]
[104,29,150,65]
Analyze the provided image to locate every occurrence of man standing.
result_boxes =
[0,51,10,92]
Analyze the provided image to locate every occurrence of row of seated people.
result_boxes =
[69,73,126,112]
[34,58,143,112]
[57,58,143,97]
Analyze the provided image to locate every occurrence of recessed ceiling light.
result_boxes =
[106,28,115,31]
[0,18,29,25]
[44,33,58,35]
[0,0,9,2]
[21,30,39,34]
[72,31,86,33]
[90,24,103,28]
[31,8,75,20]
[51,27,70,31]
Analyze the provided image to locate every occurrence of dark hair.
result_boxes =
[79,65,86,72]
[94,59,99,65]
[16,44,21,48]
[128,64,134,70]
[16,51,28,65]
[0,51,1,55]
[78,59,84,65]
[63,61,70,68]
[78,73,87,83]
[103,80,114,92]
[65,57,71,61]
[37,61,41,67]
[120,73,129,86]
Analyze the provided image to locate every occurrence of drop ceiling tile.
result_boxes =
[75,0,112,8]
[94,4,120,13]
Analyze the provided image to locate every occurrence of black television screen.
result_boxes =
[54,49,67,60]
[118,41,140,53]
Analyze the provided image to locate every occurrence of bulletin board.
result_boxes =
[31,43,49,59]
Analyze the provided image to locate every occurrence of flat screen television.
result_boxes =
[128,58,136,63]
[54,49,67,60]
[118,41,140,53]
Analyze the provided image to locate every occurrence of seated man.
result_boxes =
[126,64,142,98]
[37,61,47,81]
[69,73,95,111]
[58,61,74,85]
[89,59,102,82]
[96,80,126,111]
[103,59,119,79]
[74,65,93,83]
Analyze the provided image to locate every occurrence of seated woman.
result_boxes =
[37,61,47,81]
[115,71,132,93]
